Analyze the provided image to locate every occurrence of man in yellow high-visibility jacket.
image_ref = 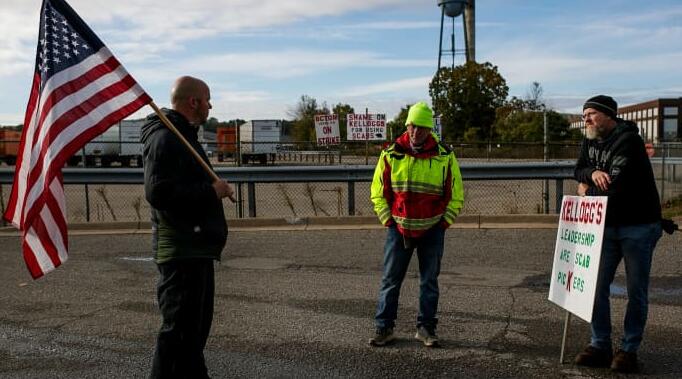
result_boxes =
[369,102,463,347]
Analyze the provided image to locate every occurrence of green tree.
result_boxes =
[493,97,578,142]
[429,61,509,141]
[386,104,411,141]
[227,119,246,127]
[202,117,220,133]
[525,81,545,111]
[332,103,354,141]
[289,95,329,142]
[280,119,295,139]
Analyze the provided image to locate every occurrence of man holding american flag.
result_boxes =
[143,76,233,378]
[4,1,235,377]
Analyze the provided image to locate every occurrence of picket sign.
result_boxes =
[548,195,608,363]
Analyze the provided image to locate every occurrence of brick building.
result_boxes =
[570,98,682,142]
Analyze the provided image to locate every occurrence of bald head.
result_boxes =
[170,76,212,126]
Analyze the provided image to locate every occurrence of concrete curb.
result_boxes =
[0,214,561,236]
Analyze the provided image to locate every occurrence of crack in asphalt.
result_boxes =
[487,287,516,352]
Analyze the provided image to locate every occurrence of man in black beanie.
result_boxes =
[573,95,662,373]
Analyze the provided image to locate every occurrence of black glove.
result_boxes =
[661,219,678,235]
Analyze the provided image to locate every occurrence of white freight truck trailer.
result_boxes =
[68,119,145,167]
[239,120,281,164]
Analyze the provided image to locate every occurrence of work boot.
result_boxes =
[369,328,395,346]
[611,350,639,373]
[415,325,439,347]
[574,345,613,368]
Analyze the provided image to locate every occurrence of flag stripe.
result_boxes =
[22,238,49,279]
[32,211,62,268]
[23,84,149,227]
[44,177,68,263]
[7,48,116,227]
[28,62,131,180]
[26,72,140,200]
[24,226,57,277]
[5,74,42,227]
[32,55,120,147]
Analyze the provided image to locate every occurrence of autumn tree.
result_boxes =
[386,104,411,141]
[493,94,580,142]
[429,61,508,141]
[525,81,545,111]
[332,103,354,141]
[289,95,329,142]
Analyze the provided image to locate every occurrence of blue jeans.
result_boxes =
[590,222,662,353]
[374,224,445,329]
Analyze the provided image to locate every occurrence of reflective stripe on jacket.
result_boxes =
[370,132,464,238]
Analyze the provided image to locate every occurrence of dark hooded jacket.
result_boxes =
[574,119,661,227]
[141,109,227,263]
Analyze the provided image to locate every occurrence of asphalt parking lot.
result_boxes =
[1,222,681,378]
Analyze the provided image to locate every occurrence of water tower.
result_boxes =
[437,0,475,68]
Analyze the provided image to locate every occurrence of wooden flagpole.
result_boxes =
[149,102,236,203]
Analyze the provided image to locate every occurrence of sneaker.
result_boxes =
[611,350,639,373]
[415,325,439,347]
[574,345,613,368]
[369,328,395,346]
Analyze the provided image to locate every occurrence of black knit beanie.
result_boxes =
[583,95,617,120]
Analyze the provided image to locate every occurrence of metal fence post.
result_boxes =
[555,179,564,213]
[348,181,355,216]
[661,143,666,203]
[85,184,90,222]
[247,182,256,217]
[237,182,243,218]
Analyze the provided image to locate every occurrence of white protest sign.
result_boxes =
[346,113,386,141]
[548,195,608,322]
[314,114,340,146]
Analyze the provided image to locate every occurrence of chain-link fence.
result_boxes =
[208,140,584,166]
[1,179,570,225]
[3,142,682,225]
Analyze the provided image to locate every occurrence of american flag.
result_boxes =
[3,0,151,279]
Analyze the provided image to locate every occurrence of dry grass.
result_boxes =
[662,195,682,219]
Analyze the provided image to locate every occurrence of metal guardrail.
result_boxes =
[650,157,682,164]
[0,161,577,184]
[0,162,575,218]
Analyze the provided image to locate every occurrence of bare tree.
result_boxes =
[525,81,545,111]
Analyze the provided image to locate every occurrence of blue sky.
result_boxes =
[0,0,680,125]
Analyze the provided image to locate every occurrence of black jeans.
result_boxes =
[150,259,215,379]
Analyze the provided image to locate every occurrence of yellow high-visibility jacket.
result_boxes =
[370,132,463,238]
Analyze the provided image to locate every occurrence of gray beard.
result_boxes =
[586,125,608,140]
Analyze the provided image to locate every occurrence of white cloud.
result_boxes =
[57,0,420,43]
[0,3,40,77]
[0,0,421,76]
[0,112,24,126]
[486,40,682,89]
[341,21,437,30]
[131,49,431,85]
[340,76,432,96]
